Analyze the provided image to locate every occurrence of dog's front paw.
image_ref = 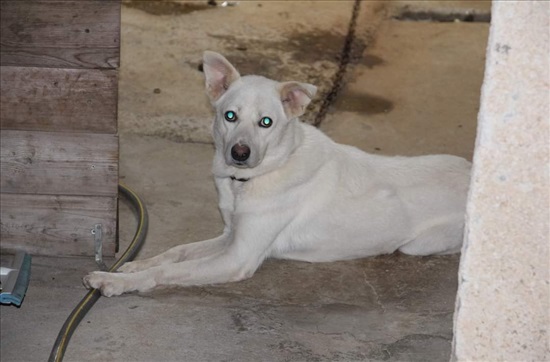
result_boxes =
[83,271,127,297]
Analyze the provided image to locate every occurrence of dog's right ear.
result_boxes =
[279,81,317,119]
[202,51,241,102]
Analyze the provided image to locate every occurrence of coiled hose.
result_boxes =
[48,183,149,362]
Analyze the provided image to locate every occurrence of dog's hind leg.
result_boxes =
[118,234,229,273]
[398,215,464,255]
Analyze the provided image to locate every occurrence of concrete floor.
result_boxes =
[1,1,490,361]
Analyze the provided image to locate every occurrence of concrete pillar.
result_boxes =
[452,1,549,361]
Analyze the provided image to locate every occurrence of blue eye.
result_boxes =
[224,111,237,122]
[259,116,273,128]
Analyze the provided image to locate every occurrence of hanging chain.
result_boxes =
[313,0,362,127]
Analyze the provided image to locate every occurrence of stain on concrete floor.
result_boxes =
[123,0,213,16]
[211,30,349,68]
[334,90,394,115]
[361,54,385,68]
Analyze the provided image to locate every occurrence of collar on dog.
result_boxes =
[230,176,249,182]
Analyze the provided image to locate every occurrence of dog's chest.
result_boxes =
[228,177,295,213]
[229,179,248,194]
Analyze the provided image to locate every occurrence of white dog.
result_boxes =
[84,51,471,297]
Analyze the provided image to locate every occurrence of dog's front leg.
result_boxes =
[83,213,288,296]
[84,241,265,297]
[118,234,230,273]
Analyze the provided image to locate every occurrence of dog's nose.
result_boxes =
[231,143,250,162]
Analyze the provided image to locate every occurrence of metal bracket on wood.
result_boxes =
[92,224,107,271]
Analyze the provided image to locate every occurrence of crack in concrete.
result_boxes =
[363,270,386,313]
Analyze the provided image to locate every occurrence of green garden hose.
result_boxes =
[48,183,149,362]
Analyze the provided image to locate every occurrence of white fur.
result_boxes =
[83,51,471,297]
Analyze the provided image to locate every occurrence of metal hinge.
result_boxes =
[92,224,107,271]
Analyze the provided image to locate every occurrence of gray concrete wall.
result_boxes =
[452,1,549,361]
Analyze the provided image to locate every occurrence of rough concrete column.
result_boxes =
[452,1,549,361]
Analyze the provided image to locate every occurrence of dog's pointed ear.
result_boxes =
[202,51,241,102]
[279,81,317,119]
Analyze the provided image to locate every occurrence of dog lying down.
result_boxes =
[84,51,471,297]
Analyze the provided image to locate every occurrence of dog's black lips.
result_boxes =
[230,176,249,182]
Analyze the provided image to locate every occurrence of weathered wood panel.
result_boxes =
[0,66,118,133]
[1,130,118,196]
[0,193,116,257]
[0,0,120,69]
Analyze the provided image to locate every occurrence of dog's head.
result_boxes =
[202,51,317,179]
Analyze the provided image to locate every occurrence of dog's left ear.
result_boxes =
[202,51,241,102]
[279,82,317,119]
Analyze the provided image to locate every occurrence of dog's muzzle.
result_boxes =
[231,143,250,163]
